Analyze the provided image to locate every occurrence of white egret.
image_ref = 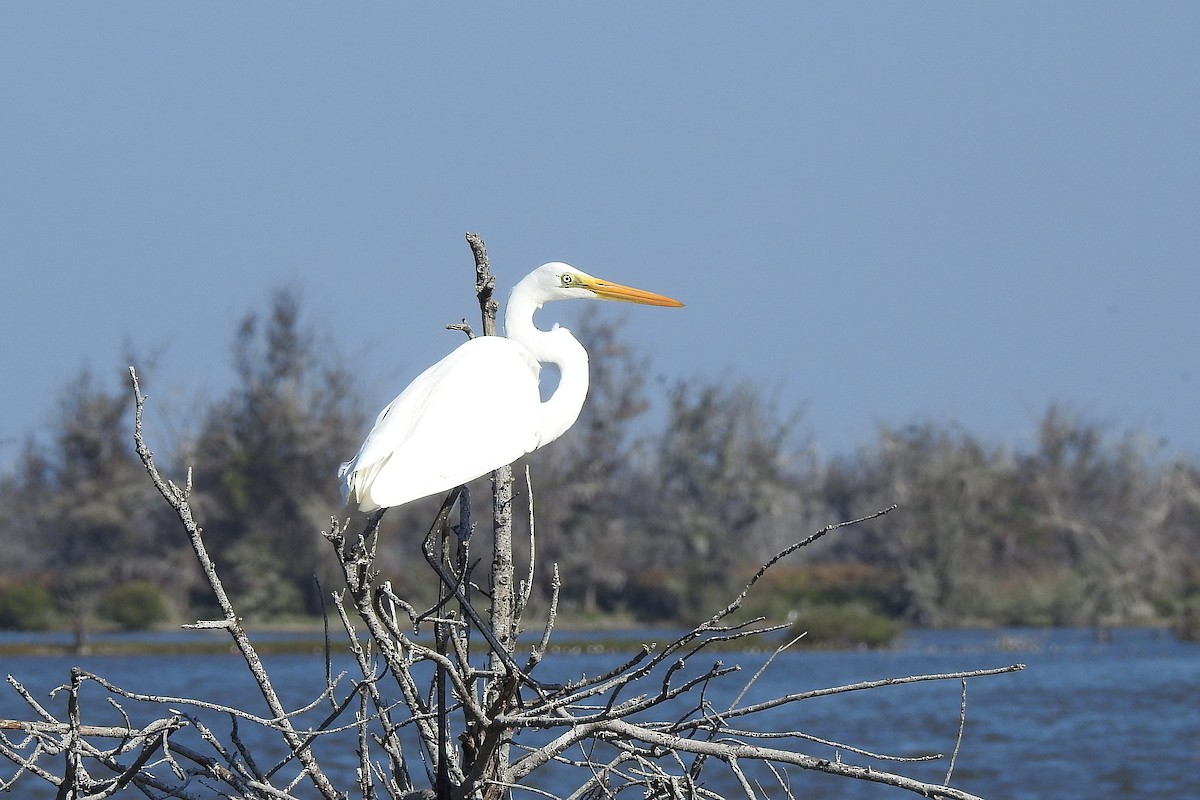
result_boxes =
[339,263,683,511]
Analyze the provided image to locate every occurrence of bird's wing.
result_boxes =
[344,336,545,509]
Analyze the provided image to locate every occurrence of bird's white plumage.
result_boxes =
[340,337,544,509]
[339,262,682,511]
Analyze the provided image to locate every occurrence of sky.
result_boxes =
[2,3,1198,472]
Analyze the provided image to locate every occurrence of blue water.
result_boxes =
[1,628,1196,798]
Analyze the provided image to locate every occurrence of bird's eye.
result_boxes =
[560,274,574,286]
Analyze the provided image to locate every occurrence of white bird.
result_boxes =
[339,263,683,511]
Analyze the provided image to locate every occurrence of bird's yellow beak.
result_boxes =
[581,276,685,308]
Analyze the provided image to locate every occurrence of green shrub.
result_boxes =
[745,563,908,621]
[99,581,169,631]
[744,563,902,618]
[0,581,54,631]
[788,602,903,649]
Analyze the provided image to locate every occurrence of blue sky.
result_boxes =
[2,3,1198,470]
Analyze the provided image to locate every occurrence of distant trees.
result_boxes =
[1164,460,1200,640]
[0,289,365,637]
[0,285,1198,639]
[0,368,178,647]
[188,288,365,617]
[642,380,818,615]
[822,422,1012,626]
[821,408,1200,631]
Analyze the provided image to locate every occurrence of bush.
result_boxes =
[99,581,169,630]
[747,563,908,620]
[0,581,54,631]
[788,603,903,649]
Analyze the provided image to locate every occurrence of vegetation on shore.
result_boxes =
[1,290,1197,647]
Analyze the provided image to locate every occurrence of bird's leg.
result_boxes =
[453,485,473,595]
[417,488,471,625]
[435,504,453,799]
[452,487,476,688]
[418,488,562,694]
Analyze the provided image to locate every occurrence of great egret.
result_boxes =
[339,263,683,511]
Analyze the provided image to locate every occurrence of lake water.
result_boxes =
[1,627,1196,798]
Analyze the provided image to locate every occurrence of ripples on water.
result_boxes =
[1,628,1196,798]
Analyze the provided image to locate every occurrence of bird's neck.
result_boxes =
[503,290,540,342]
[505,297,590,447]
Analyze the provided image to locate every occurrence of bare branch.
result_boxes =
[945,678,968,786]
[128,366,340,800]
[720,664,1024,722]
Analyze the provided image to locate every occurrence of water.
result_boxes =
[1,628,1196,798]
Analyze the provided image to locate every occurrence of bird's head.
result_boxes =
[521,262,684,308]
